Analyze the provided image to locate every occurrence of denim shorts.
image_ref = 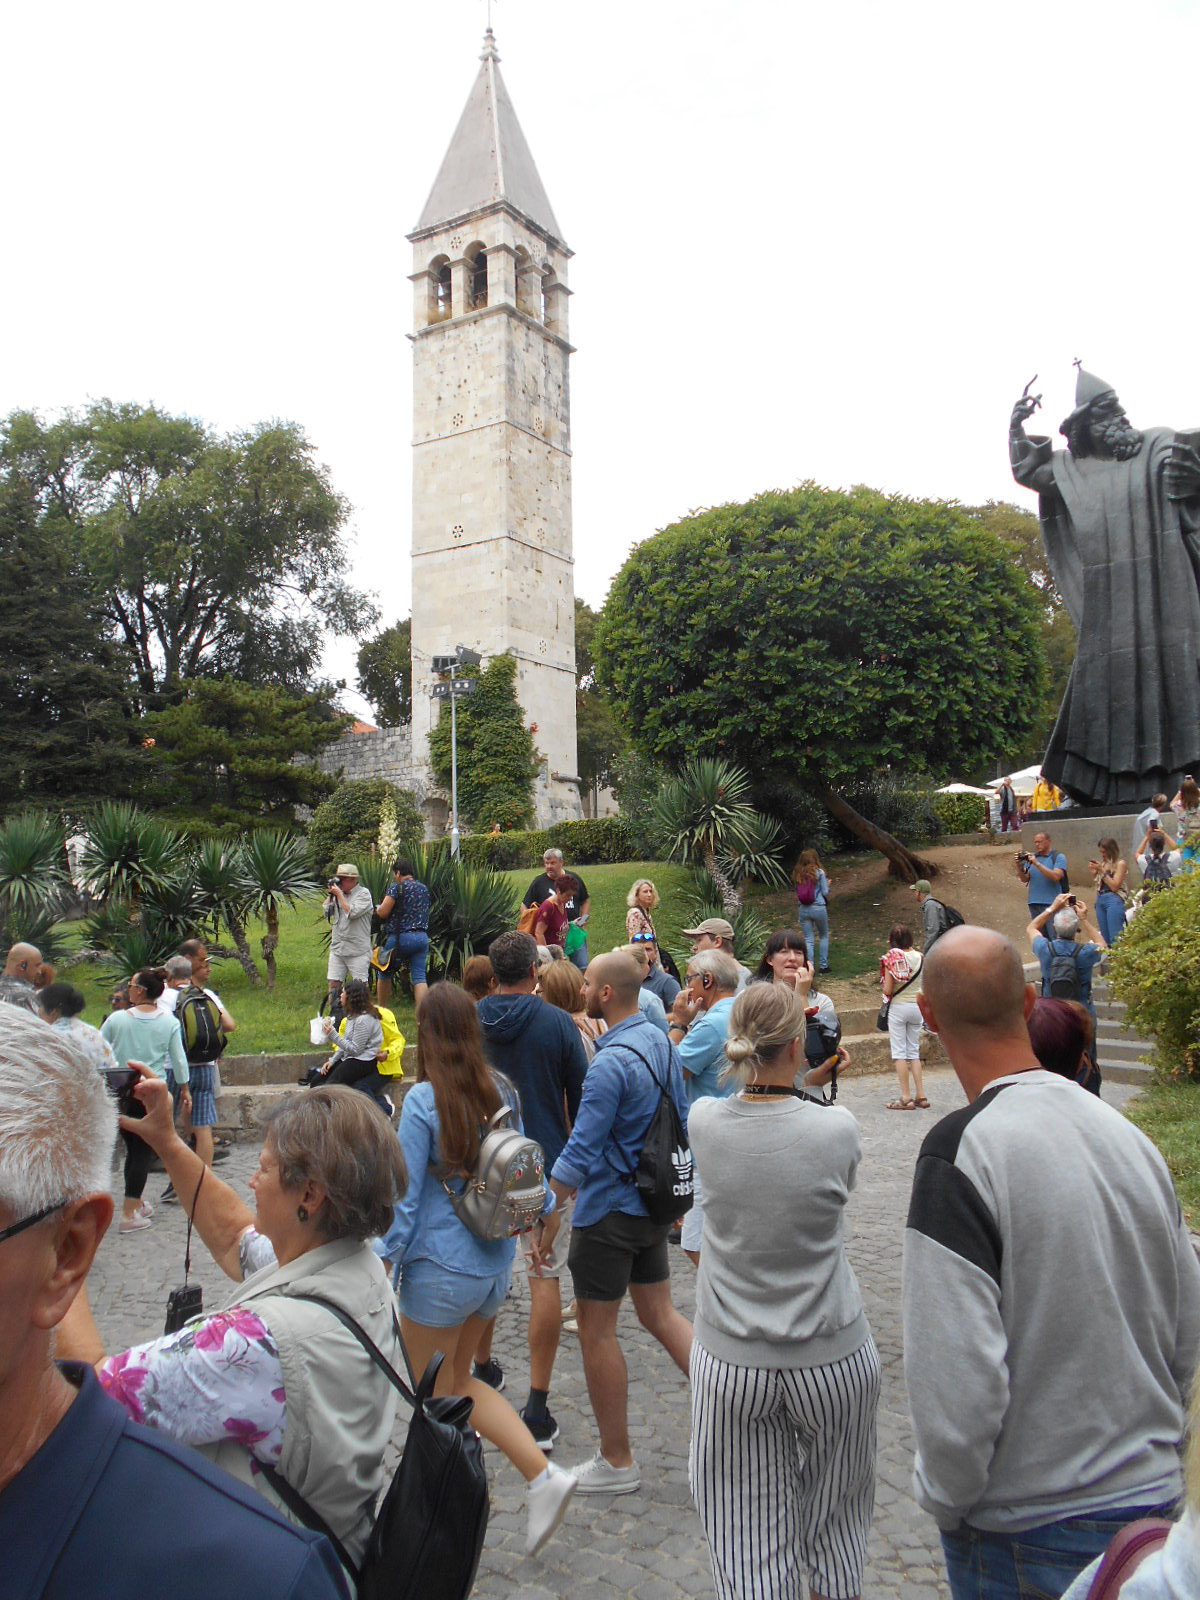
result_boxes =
[398,1259,510,1328]
[189,1062,218,1127]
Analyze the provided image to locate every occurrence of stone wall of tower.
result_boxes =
[409,205,581,827]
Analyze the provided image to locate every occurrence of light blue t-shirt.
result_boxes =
[678,996,737,1105]
[1026,851,1068,908]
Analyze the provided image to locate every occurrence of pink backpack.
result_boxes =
[796,878,817,907]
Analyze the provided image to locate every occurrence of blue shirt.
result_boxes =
[552,1013,690,1228]
[1026,851,1068,908]
[377,1079,552,1278]
[636,986,669,1034]
[677,996,738,1106]
[1032,935,1104,1013]
[2,1364,346,1600]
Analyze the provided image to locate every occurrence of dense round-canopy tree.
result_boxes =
[594,484,1046,879]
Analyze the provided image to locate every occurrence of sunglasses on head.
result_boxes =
[630,932,656,943]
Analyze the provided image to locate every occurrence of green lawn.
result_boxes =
[1125,1078,1200,1228]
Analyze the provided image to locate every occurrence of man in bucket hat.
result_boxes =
[323,863,374,1004]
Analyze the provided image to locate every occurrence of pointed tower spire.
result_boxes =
[416,31,562,239]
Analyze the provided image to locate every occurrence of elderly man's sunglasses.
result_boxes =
[0,1198,67,1245]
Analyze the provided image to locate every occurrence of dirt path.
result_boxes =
[770,836,1039,1010]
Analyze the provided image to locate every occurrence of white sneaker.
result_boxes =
[525,1462,577,1553]
[119,1213,152,1234]
[136,1200,154,1218]
[571,1451,641,1496]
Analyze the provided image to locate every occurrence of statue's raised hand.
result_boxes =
[1165,438,1200,502]
[1010,375,1042,430]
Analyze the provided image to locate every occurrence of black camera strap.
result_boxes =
[183,1164,206,1285]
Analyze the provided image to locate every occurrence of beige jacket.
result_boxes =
[201,1236,400,1565]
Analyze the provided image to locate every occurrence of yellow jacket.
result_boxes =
[376,1006,406,1078]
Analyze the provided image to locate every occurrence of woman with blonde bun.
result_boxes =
[688,982,879,1600]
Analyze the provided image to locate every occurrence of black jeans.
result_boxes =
[121,1101,153,1200]
[326,1057,392,1100]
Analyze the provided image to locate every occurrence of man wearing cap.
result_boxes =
[1011,368,1200,804]
[912,880,952,954]
[680,919,751,993]
[323,864,374,1004]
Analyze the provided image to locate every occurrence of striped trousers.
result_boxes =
[689,1337,880,1600]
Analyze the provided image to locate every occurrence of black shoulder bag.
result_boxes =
[262,1295,488,1600]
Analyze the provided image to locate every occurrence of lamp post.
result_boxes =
[431,646,482,860]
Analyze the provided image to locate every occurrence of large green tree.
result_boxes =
[0,473,137,808]
[356,617,412,726]
[594,484,1046,879]
[428,653,539,831]
[143,676,347,831]
[0,401,374,706]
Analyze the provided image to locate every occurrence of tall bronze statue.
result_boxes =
[1010,367,1200,805]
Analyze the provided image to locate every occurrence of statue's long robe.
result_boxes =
[1011,426,1200,805]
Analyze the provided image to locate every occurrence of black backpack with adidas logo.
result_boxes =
[614,1043,694,1225]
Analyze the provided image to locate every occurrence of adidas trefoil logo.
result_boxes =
[671,1144,693,1197]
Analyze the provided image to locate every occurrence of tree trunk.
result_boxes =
[261,908,279,990]
[218,914,262,984]
[813,780,938,883]
[702,849,743,916]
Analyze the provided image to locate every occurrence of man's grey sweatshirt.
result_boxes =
[903,1070,1200,1532]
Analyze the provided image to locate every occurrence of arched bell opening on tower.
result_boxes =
[466,243,489,309]
[430,256,452,323]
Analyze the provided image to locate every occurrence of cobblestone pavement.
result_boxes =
[89,1069,1140,1600]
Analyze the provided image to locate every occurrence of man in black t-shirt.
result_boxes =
[523,848,590,969]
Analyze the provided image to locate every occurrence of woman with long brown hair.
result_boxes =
[1088,836,1128,947]
[377,982,577,1553]
[792,848,832,974]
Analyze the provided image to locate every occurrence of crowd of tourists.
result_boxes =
[2,823,1199,1600]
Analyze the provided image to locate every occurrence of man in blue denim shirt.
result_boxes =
[550,953,693,1498]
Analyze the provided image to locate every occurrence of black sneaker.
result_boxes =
[160,1183,178,1204]
[472,1358,505,1392]
[213,1148,230,1164]
[521,1408,560,1452]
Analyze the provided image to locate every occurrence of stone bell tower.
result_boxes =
[408,29,581,828]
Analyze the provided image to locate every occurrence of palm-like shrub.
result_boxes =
[193,837,259,982]
[406,844,520,982]
[82,802,184,905]
[0,812,69,948]
[679,868,770,965]
[655,758,786,914]
[241,829,317,988]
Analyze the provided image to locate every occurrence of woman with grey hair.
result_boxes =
[57,1075,408,1570]
[688,982,879,1600]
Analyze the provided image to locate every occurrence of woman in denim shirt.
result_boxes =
[377,983,576,1553]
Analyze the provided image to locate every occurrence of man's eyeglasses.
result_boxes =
[0,1198,67,1245]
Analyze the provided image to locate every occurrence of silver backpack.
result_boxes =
[442,1106,546,1240]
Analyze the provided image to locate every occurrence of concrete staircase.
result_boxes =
[1022,963,1153,1087]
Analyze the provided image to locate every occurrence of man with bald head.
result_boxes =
[550,952,693,1496]
[0,943,42,1012]
[903,927,1200,1600]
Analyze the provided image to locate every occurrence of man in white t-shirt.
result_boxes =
[156,955,193,1018]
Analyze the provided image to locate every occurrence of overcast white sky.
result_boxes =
[4,1,1198,717]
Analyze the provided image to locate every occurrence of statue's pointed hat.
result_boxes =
[1061,366,1118,433]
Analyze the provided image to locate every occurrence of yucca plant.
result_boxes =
[98,924,179,977]
[355,849,394,911]
[407,844,520,982]
[240,829,317,988]
[193,837,260,983]
[0,812,69,946]
[717,810,789,891]
[141,871,207,955]
[655,758,780,915]
[679,867,771,965]
[81,802,184,907]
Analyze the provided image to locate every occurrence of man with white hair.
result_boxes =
[1026,892,1105,1021]
[666,950,739,1265]
[0,1011,346,1597]
[904,928,1200,1599]
[0,941,42,1012]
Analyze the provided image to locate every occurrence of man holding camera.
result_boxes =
[323,863,374,1004]
[1015,831,1067,918]
[1026,892,1106,1022]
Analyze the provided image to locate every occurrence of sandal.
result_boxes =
[914,1096,931,1109]
[885,1098,916,1111]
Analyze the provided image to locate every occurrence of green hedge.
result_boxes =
[930,793,989,835]
[446,816,636,871]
